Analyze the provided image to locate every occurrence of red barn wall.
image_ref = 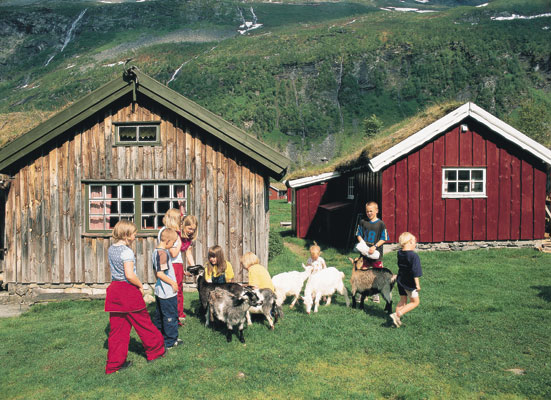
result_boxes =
[382,120,547,243]
[269,187,278,200]
[295,183,328,238]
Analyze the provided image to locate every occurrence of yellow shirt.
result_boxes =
[247,264,274,291]
[205,261,234,282]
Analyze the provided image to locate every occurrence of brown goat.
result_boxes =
[349,256,396,314]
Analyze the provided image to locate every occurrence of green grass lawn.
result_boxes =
[0,200,550,399]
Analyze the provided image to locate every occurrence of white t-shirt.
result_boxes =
[157,227,183,264]
[307,256,327,274]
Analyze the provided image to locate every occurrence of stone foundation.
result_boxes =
[380,240,542,253]
[0,282,197,305]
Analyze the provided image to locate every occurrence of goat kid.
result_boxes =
[208,286,261,343]
[246,288,284,329]
[302,267,350,314]
[272,264,313,307]
[349,256,396,314]
[187,264,244,324]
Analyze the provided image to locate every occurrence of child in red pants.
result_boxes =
[105,220,165,374]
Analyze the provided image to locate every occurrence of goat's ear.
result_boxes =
[302,263,306,270]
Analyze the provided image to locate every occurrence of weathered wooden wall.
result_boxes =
[3,94,269,284]
[381,120,547,243]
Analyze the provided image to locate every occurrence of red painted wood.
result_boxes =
[382,166,396,243]
[533,166,546,239]
[395,157,408,240]
[419,143,433,242]
[472,198,486,240]
[297,189,308,238]
[445,127,460,241]
[445,126,460,165]
[472,131,486,166]
[486,141,499,240]
[407,151,420,238]
[460,198,473,241]
[510,156,521,240]
[432,136,445,242]
[520,160,534,239]
[498,149,511,240]
[471,130,487,240]
[459,127,473,166]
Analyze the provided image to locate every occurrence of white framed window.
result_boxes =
[442,167,486,198]
[347,176,355,200]
[114,122,160,145]
[87,181,189,232]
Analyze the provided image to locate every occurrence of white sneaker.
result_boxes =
[390,313,401,328]
[372,294,380,303]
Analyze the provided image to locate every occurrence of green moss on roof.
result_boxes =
[286,101,462,180]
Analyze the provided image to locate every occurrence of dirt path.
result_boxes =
[284,241,309,259]
[0,303,30,318]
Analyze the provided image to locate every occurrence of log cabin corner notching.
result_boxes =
[288,103,551,246]
[0,68,290,289]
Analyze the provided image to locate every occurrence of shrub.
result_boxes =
[268,230,284,260]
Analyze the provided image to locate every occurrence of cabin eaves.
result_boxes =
[0,68,290,179]
[369,102,551,172]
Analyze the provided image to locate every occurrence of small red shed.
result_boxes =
[288,102,551,245]
[269,182,288,201]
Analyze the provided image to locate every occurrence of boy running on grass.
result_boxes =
[390,232,422,328]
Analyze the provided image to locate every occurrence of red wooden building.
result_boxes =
[288,103,551,245]
[269,182,288,201]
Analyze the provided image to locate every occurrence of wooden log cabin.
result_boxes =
[287,103,551,247]
[0,68,289,295]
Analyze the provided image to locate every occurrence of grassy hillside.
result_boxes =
[1,0,550,167]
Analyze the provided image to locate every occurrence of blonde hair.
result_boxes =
[112,220,137,245]
[162,208,181,231]
[309,241,321,255]
[398,232,416,248]
[206,245,226,275]
[181,215,198,240]
[160,227,178,243]
[241,251,260,269]
[366,201,379,210]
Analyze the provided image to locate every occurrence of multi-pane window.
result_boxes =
[115,122,160,145]
[347,176,355,200]
[442,168,486,198]
[87,182,189,232]
[89,184,135,230]
[141,183,188,230]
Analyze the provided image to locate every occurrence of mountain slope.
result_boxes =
[1,0,550,168]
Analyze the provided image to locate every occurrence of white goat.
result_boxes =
[303,267,350,314]
[272,264,313,307]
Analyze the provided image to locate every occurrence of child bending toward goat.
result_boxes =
[241,251,274,291]
[390,232,423,328]
[205,245,235,283]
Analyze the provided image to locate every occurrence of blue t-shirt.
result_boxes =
[355,218,389,261]
[152,248,177,299]
[397,250,423,291]
[108,244,135,283]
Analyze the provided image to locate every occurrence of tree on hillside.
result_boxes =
[516,98,551,146]
[364,114,383,137]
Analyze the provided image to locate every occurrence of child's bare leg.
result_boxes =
[395,295,408,317]
[397,296,419,318]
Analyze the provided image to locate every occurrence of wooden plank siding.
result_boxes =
[381,121,548,243]
[2,95,272,284]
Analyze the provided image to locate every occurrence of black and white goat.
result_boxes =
[246,288,283,329]
[208,286,262,343]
